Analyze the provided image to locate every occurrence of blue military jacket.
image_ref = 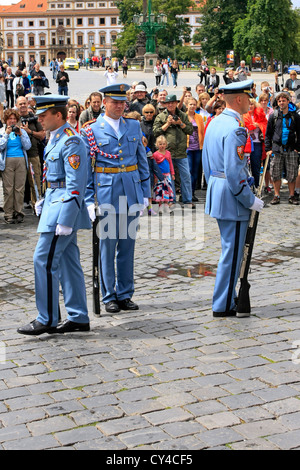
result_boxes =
[81,114,151,213]
[38,123,91,233]
[202,109,255,221]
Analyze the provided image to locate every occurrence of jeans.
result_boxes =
[171,158,193,203]
[161,72,169,86]
[58,86,68,95]
[171,72,178,87]
[187,149,202,193]
[250,142,262,187]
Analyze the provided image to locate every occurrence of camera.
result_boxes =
[186,87,191,91]
[21,115,38,125]
[11,125,19,133]
[173,115,179,121]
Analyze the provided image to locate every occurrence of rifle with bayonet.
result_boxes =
[236,153,270,317]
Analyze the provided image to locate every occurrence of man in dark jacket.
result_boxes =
[4,67,15,107]
[56,64,69,95]
[31,63,46,96]
[265,91,300,205]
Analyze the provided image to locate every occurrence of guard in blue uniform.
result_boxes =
[81,84,151,313]
[202,80,264,317]
[18,95,91,335]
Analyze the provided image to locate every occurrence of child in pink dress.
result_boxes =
[152,135,175,214]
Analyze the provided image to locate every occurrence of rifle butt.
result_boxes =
[236,279,251,315]
[92,216,101,317]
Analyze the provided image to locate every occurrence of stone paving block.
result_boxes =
[232,419,288,440]
[118,427,168,448]
[3,434,61,450]
[195,427,243,448]
[27,415,76,436]
[0,424,30,443]
[55,425,103,446]
[196,411,241,430]
[97,415,149,436]
[144,408,192,426]
[266,430,300,450]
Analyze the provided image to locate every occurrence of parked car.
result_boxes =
[288,65,300,74]
[63,57,79,70]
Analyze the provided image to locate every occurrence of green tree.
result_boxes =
[233,0,300,68]
[115,0,193,57]
[193,0,247,64]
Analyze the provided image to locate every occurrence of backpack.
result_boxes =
[16,78,24,96]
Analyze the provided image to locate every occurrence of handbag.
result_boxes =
[42,76,50,88]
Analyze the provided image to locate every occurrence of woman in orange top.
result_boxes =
[186,97,205,201]
[243,99,267,187]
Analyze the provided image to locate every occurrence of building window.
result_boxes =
[7,37,13,47]
[52,38,56,45]
[100,35,105,45]
[77,36,83,46]
[58,19,64,25]
[66,19,71,25]
[99,2,106,6]
[76,3,83,6]
[51,3,55,7]
[29,36,35,47]
[99,17,105,24]
[88,3,95,6]
[29,21,34,26]
[88,18,94,25]
[51,19,56,26]
[6,21,12,27]
[40,36,46,46]
[18,36,24,47]
[59,36,64,45]
[39,21,45,26]
[111,17,117,25]
[18,21,23,27]
[77,18,83,25]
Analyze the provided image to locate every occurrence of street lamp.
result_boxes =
[133,0,167,71]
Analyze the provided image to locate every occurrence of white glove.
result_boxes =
[35,198,44,216]
[143,198,149,209]
[55,224,73,236]
[87,204,96,222]
[250,197,264,212]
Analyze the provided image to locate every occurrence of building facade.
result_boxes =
[0,0,202,67]
[0,0,122,66]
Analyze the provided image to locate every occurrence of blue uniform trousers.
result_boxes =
[213,219,248,313]
[34,232,89,326]
[99,213,138,303]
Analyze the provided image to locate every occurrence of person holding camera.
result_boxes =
[0,108,31,224]
[16,96,45,206]
[234,60,251,82]
[104,66,118,86]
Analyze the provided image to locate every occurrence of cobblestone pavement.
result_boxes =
[0,70,300,451]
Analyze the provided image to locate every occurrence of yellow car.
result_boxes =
[63,58,79,70]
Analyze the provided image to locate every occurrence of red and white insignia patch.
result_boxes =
[68,154,80,170]
[237,145,245,160]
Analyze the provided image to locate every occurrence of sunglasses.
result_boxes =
[144,111,154,114]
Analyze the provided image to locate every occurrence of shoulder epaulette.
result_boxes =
[81,119,96,128]
[64,127,76,137]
